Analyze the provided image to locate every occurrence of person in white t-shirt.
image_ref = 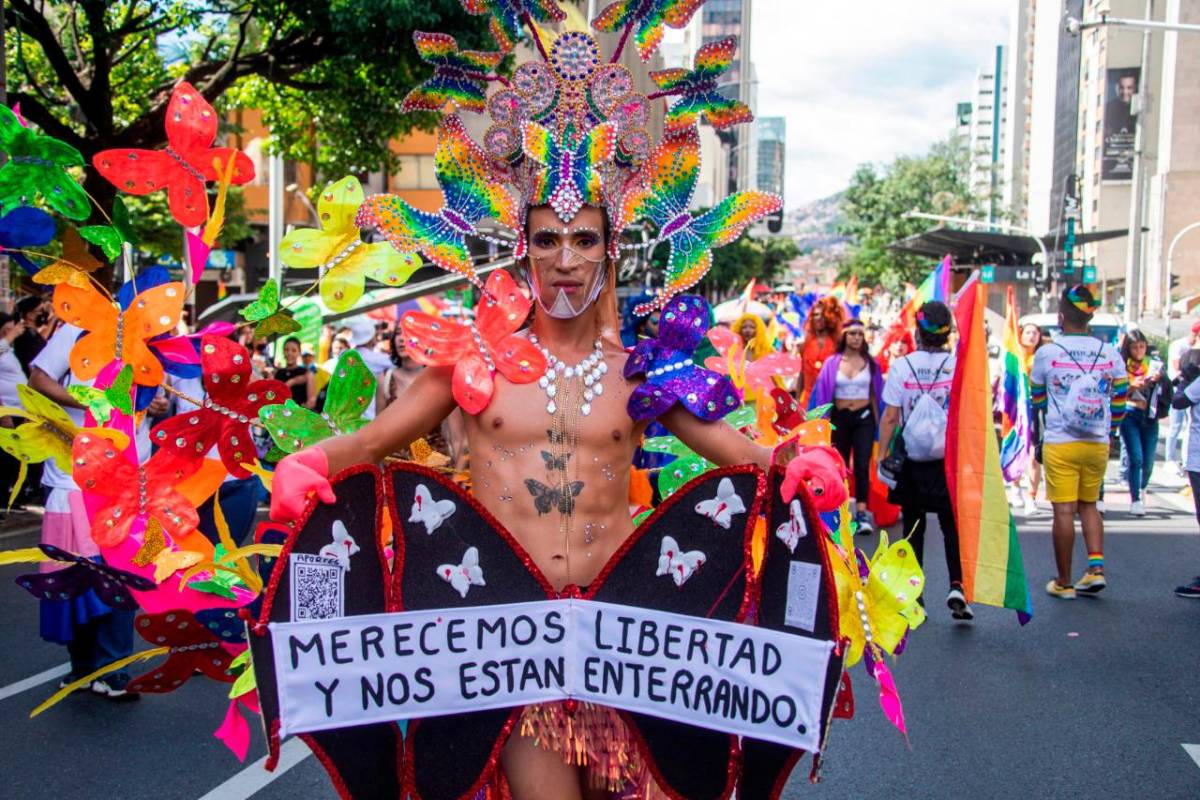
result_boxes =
[876,301,970,621]
[29,324,163,699]
[0,312,29,507]
[1164,322,1199,473]
[1030,286,1128,600]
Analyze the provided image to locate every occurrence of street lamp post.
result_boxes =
[1165,221,1200,338]
[903,209,1052,308]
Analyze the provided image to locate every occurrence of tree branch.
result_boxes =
[6,0,92,108]
[6,92,88,150]
[80,0,115,136]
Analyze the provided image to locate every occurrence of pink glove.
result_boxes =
[270,448,336,522]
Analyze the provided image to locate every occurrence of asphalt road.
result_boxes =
[1,468,1197,800]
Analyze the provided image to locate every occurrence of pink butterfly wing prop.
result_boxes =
[474,271,545,385]
[744,352,803,395]
[400,311,477,367]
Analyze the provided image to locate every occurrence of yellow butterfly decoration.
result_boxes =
[32,226,103,288]
[279,175,422,312]
[826,530,925,668]
[151,548,204,584]
[0,385,128,507]
[408,437,451,469]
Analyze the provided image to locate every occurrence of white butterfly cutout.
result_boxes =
[775,499,809,553]
[317,520,360,570]
[437,546,486,598]
[694,477,746,529]
[656,535,706,587]
[410,483,457,535]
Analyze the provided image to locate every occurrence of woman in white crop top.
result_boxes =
[808,318,883,534]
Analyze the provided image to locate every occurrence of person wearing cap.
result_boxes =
[1164,320,1200,475]
[1031,286,1128,600]
[876,301,970,620]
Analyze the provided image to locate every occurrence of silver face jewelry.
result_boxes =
[530,334,607,416]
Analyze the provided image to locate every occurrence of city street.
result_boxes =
[0,468,1197,800]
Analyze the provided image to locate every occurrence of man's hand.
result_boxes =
[271,448,336,522]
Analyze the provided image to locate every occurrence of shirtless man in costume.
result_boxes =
[272,203,775,799]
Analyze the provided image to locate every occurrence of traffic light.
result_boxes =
[767,208,783,234]
[1171,273,1181,291]
[1063,217,1076,275]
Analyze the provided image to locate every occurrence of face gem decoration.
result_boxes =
[317,520,360,571]
[775,499,810,554]
[438,546,486,598]
[694,477,746,530]
[656,535,705,588]
[410,484,458,535]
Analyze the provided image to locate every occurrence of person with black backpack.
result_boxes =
[1031,286,1128,600]
[876,301,970,620]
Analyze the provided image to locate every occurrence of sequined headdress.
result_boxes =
[355,0,782,315]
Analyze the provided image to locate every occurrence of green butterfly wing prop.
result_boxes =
[239,278,300,338]
[67,365,134,423]
[259,350,376,454]
[77,198,138,261]
[0,105,89,220]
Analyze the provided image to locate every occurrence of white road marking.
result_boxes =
[196,737,312,800]
[1183,743,1200,770]
[0,663,70,703]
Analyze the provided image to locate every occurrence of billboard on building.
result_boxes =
[1101,67,1140,182]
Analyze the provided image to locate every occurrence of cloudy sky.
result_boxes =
[751,0,1011,208]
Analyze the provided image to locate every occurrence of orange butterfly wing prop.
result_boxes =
[399,271,545,414]
[92,83,254,227]
[54,280,185,387]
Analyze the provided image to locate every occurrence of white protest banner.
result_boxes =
[570,600,833,752]
[269,599,834,751]
[271,601,568,736]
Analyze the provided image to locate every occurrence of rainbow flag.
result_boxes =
[897,255,952,327]
[998,286,1032,482]
[946,277,1032,622]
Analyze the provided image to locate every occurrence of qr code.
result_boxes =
[290,553,344,620]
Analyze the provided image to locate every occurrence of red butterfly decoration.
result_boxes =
[399,270,546,414]
[769,387,804,435]
[127,610,236,693]
[92,82,254,227]
[151,335,287,477]
[72,432,200,549]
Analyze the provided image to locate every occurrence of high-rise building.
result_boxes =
[1001,0,1037,227]
[965,46,1008,222]
[755,116,786,198]
[701,0,756,194]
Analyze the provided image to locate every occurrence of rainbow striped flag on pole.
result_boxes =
[998,285,1032,482]
[946,277,1032,622]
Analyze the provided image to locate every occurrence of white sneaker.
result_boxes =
[946,588,974,621]
[1131,500,1146,516]
[1097,500,1106,515]
[1023,498,1040,517]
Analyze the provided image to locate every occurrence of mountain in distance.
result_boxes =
[783,191,848,253]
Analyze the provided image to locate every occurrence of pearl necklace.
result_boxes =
[529,334,607,416]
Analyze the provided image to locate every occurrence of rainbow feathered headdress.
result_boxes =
[355,0,782,315]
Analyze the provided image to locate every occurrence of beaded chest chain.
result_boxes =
[530,334,606,417]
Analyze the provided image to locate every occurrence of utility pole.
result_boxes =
[1122,0,1154,324]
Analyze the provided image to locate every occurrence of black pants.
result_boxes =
[896,459,963,586]
[831,405,875,505]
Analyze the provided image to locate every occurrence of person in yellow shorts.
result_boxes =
[1031,286,1128,599]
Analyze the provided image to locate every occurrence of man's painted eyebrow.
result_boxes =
[531,226,603,236]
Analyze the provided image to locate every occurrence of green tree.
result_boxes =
[5,0,490,222]
[837,134,974,290]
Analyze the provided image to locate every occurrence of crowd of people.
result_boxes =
[8,274,1200,708]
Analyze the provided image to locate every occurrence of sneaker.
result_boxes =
[1131,500,1146,517]
[946,587,974,620]
[1097,500,1106,516]
[1023,498,1041,517]
[1074,571,1107,595]
[90,678,139,701]
[57,675,90,693]
[1174,579,1200,598]
[1046,579,1076,599]
[854,511,873,536]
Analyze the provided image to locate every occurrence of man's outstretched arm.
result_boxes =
[318,364,458,473]
[660,405,774,472]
